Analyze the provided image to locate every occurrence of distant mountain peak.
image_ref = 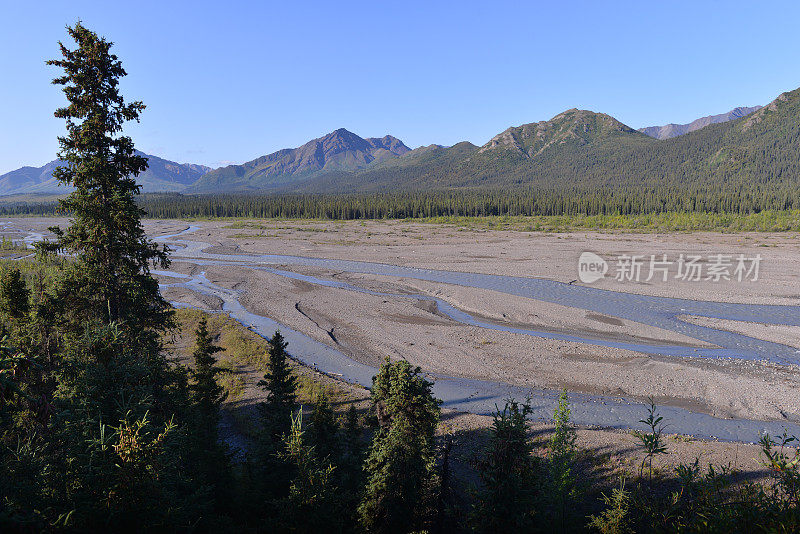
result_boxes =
[0,152,211,196]
[324,128,363,143]
[480,108,642,158]
[190,129,410,192]
[639,105,762,140]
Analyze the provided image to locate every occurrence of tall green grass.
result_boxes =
[419,210,800,233]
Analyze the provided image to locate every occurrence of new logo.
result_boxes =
[577,251,608,283]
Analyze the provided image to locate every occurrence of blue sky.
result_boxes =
[1,0,799,174]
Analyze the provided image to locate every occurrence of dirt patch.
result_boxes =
[586,312,625,327]
[163,287,223,310]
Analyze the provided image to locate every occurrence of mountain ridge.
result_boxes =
[189,129,410,192]
[277,87,798,194]
[639,105,762,140]
[0,152,211,196]
[479,108,648,158]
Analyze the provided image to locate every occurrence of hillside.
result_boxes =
[262,87,799,195]
[480,108,646,157]
[639,106,762,139]
[277,109,654,192]
[190,129,410,192]
[0,151,211,195]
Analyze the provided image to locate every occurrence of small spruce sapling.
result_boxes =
[633,398,668,482]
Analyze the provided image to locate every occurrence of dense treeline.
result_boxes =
[4,184,800,220]
[134,186,800,219]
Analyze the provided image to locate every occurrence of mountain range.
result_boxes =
[0,90,793,196]
[638,106,762,139]
[0,152,210,196]
[190,98,778,194]
[190,129,410,193]
[269,89,795,194]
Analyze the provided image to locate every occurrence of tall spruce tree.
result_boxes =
[44,22,170,331]
[190,317,227,441]
[258,331,297,439]
[25,24,204,530]
[189,317,229,494]
[251,331,298,504]
[358,358,441,534]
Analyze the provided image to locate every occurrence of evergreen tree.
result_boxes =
[280,410,343,533]
[358,358,441,534]
[338,404,365,522]
[434,432,456,534]
[189,317,230,493]
[546,389,578,530]
[471,398,538,533]
[251,331,298,504]
[5,23,206,530]
[306,390,341,463]
[0,268,30,320]
[190,317,227,442]
[43,322,203,530]
[342,404,363,462]
[258,330,297,440]
[43,22,171,331]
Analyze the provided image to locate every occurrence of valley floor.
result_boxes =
[4,217,800,451]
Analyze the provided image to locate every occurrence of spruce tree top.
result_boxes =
[371,357,440,438]
[259,331,297,411]
[45,22,170,329]
[190,317,227,413]
[47,22,147,199]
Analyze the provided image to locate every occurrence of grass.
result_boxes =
[185,210,800,234]
[223,221,271,230]
[169,308,360,409]
[296,373,349,406]
[217,361,246,401]
[414,211,800,233]
[171,308,267,366]
[229,232,270,239]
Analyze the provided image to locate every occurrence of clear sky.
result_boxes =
[1,0,799,174]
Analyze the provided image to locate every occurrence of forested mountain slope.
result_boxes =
[189,128,410,192]
[277,87,800,194]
